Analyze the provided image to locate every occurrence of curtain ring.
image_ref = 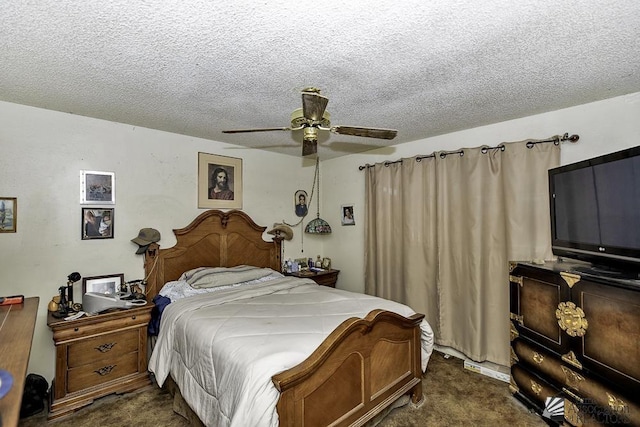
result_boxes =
[481,147,488,154]
[526,141,535,149]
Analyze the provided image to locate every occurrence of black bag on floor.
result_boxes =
[20,373,48,418]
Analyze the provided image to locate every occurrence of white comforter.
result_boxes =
[148,276,434,427]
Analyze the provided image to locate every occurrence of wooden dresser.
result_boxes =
[0,297,39,427]
[47,304,153,420]
[509,261,640,426]
[285,269,340,288]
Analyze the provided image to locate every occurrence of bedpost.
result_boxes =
[143,242,160,301]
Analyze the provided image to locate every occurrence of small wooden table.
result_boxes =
[47,304,153,420]
[285,269,340,288]
[0,297,39,427]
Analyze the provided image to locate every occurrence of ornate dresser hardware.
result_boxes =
[555,301,588,337]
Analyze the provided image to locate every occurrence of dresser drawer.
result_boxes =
[67,351,138,393]
[68,329,138,368]
[513,343,639,426]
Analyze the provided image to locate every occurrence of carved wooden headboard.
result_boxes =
[142,210,283,300]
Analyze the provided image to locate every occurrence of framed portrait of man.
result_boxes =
[198,153,243,209]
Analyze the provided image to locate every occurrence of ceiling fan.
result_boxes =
[222,87,398,156]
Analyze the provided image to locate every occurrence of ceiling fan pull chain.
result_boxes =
[316,157,320,218]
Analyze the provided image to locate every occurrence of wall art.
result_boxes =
[81,208,114,240]
[198,153,243,209]
[80,170,115,204]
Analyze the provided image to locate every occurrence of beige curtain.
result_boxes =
[365,141,560,366]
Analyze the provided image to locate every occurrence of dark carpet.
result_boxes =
[18,351,546,426]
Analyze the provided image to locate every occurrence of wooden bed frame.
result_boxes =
[143,209,425,426]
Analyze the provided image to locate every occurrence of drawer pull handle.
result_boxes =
[562,387,584,404]
[532,352,544,364]
[95,342,116,352]
[95,365,116,376]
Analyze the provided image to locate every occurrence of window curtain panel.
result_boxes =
[365,141,560,366]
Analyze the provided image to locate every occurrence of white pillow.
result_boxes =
[181,265,277,289]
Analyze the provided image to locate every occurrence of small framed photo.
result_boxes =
[82,274,124,295]
[341,204,355,226]
[80,170,115,204]
[198,152,243,209]
[82,208,114,240]
[294,190,308,217]
[322,257,332,270]
[0,197,17,233]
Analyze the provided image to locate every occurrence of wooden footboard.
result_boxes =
[272,310,425,427]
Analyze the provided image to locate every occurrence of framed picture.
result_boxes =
[322,257,332,270]
[0,197,17,233]
[198,153,243,209]
[294,190,309,217]
[81,208,114,240]
[80,170,115,204]
[341,204,355,226]
[82,274,124,295]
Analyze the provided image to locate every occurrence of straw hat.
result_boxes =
[267,223,293,241]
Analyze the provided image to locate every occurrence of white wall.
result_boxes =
[3,91,639,382]
[0,101,325,380]
[322,92,640,293]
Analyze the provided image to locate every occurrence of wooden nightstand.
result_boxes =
[47,304,153,420]
[285,269,340,288]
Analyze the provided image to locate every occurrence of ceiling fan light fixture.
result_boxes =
[290,108,330,128]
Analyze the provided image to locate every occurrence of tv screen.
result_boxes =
[549,145,640,274]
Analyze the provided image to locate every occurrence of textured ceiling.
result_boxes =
[2,1,640,160]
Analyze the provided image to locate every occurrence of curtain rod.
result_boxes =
[358,133,579,171]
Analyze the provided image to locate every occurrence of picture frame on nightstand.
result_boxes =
[322,257,331,269]
[82,273,124,295]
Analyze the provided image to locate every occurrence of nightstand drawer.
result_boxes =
[68,351,138,393]
[68,329,138,368]
[53,312,150,343]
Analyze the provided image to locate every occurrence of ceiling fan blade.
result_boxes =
[222,127,293,134]
[302,92,329,122]
[331,126,397,140]
[302,139,317,156]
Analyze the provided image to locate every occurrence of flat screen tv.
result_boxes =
[549,145,640,277]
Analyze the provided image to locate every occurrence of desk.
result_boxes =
[0,297,39,427]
